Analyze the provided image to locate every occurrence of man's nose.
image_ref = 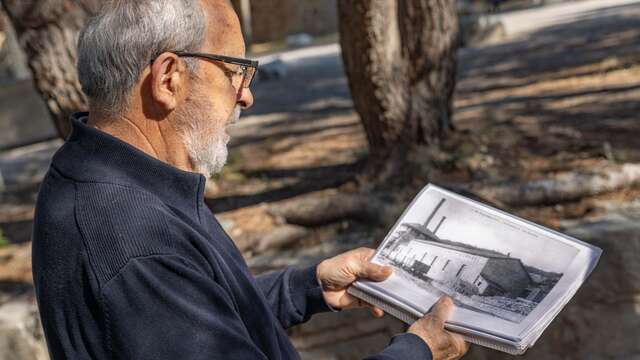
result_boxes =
[236,87,254,109]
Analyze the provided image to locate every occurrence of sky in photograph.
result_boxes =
[394,186,579,274]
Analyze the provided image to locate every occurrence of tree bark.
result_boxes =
[337,0,458,161]
[0,0,98,139]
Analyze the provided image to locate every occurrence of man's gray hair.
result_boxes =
[77,0,207,116]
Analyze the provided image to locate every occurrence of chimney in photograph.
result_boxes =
[433,216,446,235]
[424,198,446,229]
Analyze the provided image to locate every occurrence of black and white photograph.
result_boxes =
[372,188,579,324]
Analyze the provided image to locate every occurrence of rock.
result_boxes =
[0,299,48,360]
[256,224,309,252]
[465,208,640,359]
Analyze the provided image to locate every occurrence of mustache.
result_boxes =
[227,106,242,125]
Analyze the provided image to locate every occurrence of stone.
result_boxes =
[256,224,308,252]
[0,299,48,360]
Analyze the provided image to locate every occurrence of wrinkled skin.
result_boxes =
[317,248,469,360]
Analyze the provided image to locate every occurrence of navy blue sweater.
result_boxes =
[32,113,432,359]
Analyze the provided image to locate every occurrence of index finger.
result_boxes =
[354,261,393,281]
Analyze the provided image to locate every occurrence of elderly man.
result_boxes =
[32,1,468,359]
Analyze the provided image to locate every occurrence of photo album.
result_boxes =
[348,184,602,355]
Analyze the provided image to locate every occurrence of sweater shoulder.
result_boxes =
[74,182,186,285]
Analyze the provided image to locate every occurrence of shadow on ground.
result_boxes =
[456,3,640,171]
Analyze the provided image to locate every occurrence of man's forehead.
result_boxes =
[200,0,245,56]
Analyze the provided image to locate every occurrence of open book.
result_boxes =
[348,184,602,355]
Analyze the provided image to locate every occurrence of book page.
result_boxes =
[363,184,600,340]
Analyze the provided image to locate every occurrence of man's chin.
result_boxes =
[199,144,228,178]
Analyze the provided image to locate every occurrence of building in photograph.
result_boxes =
[391,234,532,299]
[382,198,533,299]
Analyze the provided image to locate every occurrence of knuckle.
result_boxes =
[346,258,362,274]
[354,247,368,255]
[356,247,374,259]
[346,256,360,267]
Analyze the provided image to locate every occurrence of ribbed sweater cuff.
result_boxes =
[289,265,331,318]
[378,333,433,360]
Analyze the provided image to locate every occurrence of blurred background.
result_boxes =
[0,0,638,359]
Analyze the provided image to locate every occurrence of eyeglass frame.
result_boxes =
[172,51,259,90]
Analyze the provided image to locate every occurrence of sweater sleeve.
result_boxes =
[256,267,433,360]
[101,254,269,359]
[364,333,433,360]
[254,264,331,329]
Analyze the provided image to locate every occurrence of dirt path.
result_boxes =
[453,1,640,224]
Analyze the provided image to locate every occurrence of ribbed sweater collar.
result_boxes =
[52,113,206,220]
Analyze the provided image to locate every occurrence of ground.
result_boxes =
[1,0,639,300]
[214,0,640,269]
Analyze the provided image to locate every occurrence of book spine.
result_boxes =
[348,286,419,325]
[348,287,527,356]
[457,332,527,355]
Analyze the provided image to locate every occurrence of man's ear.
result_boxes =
[150,52,187,111]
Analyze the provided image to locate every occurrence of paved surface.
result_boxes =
[492,0,640,37]
[243,0,640,118]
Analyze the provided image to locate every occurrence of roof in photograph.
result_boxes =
[403,223,512,259]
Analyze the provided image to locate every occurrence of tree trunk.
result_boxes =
[230,0,252,46]
[337,0,458,161]
[0,0,98,139]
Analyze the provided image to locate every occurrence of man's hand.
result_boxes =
[316,247,392,316]
[409,297,469,360]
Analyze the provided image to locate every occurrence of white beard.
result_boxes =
[176,97,241,177]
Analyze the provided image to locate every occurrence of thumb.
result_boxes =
[355,261,393,281]
[430,296,454,324]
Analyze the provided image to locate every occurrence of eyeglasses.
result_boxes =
[173,51,259,90]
